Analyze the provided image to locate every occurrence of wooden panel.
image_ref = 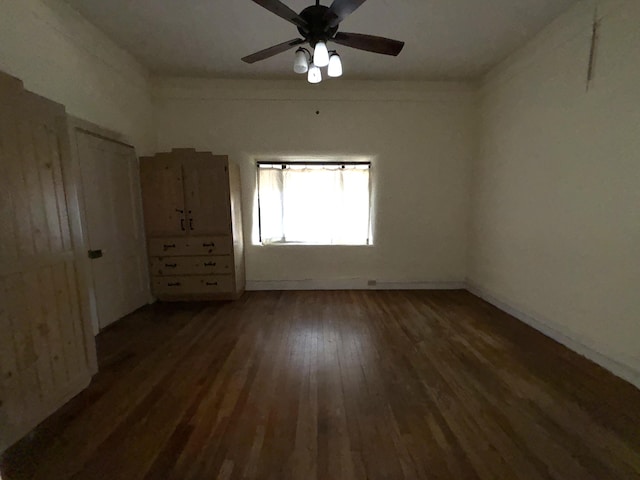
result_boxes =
[150,255,233,276]
[18,120,49,256]
[0,71,93,453]
[140,158,185,237]
[2,109,35,261]
[182,154,231,236]
[147,236,232,257]
[0,107,19,263]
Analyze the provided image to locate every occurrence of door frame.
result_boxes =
[67,116,152,335]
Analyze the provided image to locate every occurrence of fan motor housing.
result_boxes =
[297,5,339,47]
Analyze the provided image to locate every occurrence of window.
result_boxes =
[257,161,371,245]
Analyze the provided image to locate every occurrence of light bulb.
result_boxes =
[328,53,343,78]
[293,49,308,74]
[307,63,322,84]
[313,41,330,67]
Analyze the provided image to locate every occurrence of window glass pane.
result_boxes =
[257,168,284,243]
[258,163,370,245]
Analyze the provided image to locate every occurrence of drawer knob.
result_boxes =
[165,263,178,268]
[203,242,215,247]
[163,244,176,250]
[167,282,181,287]
[206,281,218,286]
[204,262,217,267]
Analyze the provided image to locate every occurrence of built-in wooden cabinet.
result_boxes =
[140,149,245,300]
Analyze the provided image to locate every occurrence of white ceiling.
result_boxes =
[64,0,579,80]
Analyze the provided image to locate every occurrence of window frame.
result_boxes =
[256,160,373,246]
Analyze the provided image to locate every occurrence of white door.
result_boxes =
[76,132,150,330]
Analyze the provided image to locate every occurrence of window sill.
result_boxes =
[256,242,374,247]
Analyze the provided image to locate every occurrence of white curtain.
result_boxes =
[258,164,370,245]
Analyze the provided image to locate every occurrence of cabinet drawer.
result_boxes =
[148,236,232,256]
[152,276,192,296]
[150,255,233,276]
[191,275,234,294]
[148,238,190,256]
[184,236,232,255]
[152,275,233,296]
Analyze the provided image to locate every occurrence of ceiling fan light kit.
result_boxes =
[293,46,342,82]
[293,48,310,73]
[328,52,343,77]
[308,63,323,83]
[313,41,330,67]
[243,0,404,84]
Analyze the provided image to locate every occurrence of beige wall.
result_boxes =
[0,0,155,154]
[154,79,476,289]
[469,0,640,386]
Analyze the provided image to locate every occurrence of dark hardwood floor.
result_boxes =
[2,290,639,479]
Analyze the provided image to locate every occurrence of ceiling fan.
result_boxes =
[242,0,405,82]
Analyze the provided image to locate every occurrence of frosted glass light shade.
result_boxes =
[308,63,322,84]
[293,49,308,74]
[313,41,330,67]
[328,53,343,78]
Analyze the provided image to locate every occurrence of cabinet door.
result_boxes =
[0,73,94,452]
[183,157,231,235]
[140,159,186,236]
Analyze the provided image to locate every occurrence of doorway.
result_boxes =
[74,127,150,332]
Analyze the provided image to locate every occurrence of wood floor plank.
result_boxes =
[2,290,639,480]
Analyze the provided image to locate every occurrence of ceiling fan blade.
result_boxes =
[242,38,306,64]
[332,32,405,56]
[252,0,309,30]
[325,0,368,28]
